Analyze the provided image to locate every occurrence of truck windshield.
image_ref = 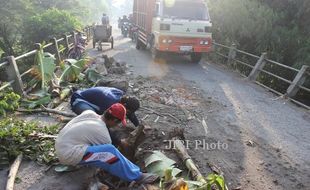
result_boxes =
[163,1,209,20]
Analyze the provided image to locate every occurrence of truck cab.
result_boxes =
[134,0,212,63]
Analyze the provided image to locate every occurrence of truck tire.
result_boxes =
[191,53,202,63]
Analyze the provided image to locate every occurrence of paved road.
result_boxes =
[88,28,310,189]
[1,28,307,190]
[90,28,310,163]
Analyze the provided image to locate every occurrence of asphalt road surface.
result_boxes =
[88,27,310,189]
[1,26,308,190]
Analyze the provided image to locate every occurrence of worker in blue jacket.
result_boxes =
[71,87,140,127]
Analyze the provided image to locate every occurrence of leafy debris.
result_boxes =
[0,118,59,166]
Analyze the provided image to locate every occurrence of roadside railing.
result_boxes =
[0,26,93,95]
[212,42,310,110]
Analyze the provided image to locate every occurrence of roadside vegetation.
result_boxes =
[0,0,109,57]
[0,0,308,189]
[206,0,310,104]
[207,0,310,69]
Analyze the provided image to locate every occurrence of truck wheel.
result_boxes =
[191,53,202,63]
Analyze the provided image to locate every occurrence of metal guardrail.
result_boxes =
[0,26,93,94]
[0,61,8,68]
[15,50,37,61]
[213,42,310,109]
[0,80,15,91]
[265,59,300,72]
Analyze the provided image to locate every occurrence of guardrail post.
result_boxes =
[63,34,70,51]
[52,38,61,64]
[248,52,267,81]
[5,56,24,95]
[227,43,237,66]
[285,65,309,98]
[72,32,77,44]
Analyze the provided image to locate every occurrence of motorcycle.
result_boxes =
[67,32,87,60]
[121,22,130,37]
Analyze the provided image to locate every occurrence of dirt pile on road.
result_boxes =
[89,56,221,189]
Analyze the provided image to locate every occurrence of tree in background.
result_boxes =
[0,0,32,56]
[207,0,277,55]
[207,0,310,69]
[206,0,310,102]
[0,0,109,56]
[259,0,310,68]
[23,9,82,45]
[32,0,81,11]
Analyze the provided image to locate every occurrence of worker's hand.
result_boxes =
[119,138,134,159]
[120,138,130,150]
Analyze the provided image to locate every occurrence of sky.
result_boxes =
[110,0,133,18]
[112,0,127,7]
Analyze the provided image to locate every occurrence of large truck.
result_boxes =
[133,0,212,63]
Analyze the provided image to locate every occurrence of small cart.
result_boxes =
[93,25,114,51]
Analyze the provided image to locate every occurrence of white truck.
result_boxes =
[133,0,212,63]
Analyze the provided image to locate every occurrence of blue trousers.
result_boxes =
[72,101,96,115]
[79,144,141,182]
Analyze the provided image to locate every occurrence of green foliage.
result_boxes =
[59,58,92,84]
[32,0,82,11]
[145,151,227,190]
[23,8,82,44]
[206,174,225,190]
[22,93,51,109]
[0,92,20,117]
[0,118,59,165]
[207,0,310,68]
[145,151,182,178]
[31,44,56,91]
[0,0,32,55]
[1,0,108,57]
[207,0,310,103]
[207,0,277,53]
[85,69,104,83]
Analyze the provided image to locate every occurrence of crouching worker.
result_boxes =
[55,103,158,183]
[71,87,140,127]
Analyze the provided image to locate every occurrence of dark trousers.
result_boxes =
[72,101,96,115]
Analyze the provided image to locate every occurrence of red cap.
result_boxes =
[108,103,127,126]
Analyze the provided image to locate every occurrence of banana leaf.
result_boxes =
[21,90,51,109]
[32,47,56,91]
[85,68,104,83]
[22,96,51,109]
[59,58,90,84]
[145,151,182,178]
